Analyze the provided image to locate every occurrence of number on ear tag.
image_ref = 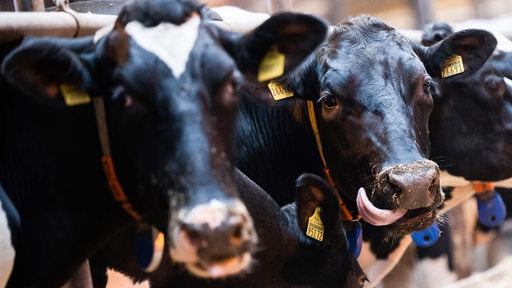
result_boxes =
[258,47,286,82]
[441,55,464,78]
[60,83,91,106]
[306,207,324,241]
[268,80,294,100]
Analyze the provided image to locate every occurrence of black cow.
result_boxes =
[91,170,367,288]
[0,0,327,286]
[379,22,512,288]
[235,15,496,261]
[423,23,512,182]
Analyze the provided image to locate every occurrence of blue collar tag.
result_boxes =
[412,222,440,247]
[347,221,362,258]
[136,226,165,272]
[476,189,507,228]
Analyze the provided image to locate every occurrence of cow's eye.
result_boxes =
[321,92,338,109]
[112,87,131,107]
[220,71,242,109]
[486,77,501,91]
[231,71,243,93]
[423,80,433,95]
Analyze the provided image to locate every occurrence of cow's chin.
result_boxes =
[169,238,254,278]
[357,187,439,237]
[381,209,438,239]
[184,253,252,278]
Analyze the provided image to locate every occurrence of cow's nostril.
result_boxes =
[428,178,439,195]
[182,224,205,247]
[386,161,440,209]
[230,224,244,245]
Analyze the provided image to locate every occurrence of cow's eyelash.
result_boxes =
[317,93,330,104]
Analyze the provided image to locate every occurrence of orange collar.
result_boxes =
[306,100,360,222]
[93,97,142,221]
[472,182,494,194]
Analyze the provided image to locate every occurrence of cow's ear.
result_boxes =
[222,12,327,84]
[295,173,345,245]
[416,29,497,79]
[1,39,93,106]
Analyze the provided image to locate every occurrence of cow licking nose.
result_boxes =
[170,199,256,278]
[357,159,443,231]
[379,159,440,210]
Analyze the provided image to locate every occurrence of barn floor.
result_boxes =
[445,257,512,288]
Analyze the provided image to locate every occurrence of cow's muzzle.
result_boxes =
[357,159,442,226]
[169,199,257,278]
[378,159,441,210]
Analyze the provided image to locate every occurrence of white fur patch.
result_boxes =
[0,200,15,288]
[504,77,512,88]
[181,199,248,230]
[125,16,200,78]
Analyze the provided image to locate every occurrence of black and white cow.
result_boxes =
[0,35,22,288]
[91,170,367,288]
[233,15,496,283]
[84,14,498,288]
[0,0,327,285]
[0,184,19,288]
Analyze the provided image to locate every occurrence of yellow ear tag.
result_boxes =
[441,55,464,78]
[60,83,91,106]
[306,207,324,241]
[258,47,286,82]
[268,80,294,100]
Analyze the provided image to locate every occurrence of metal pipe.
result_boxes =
[0,12,116,41]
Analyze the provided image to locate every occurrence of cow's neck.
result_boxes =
[0,87,133,287]
[236,96,323,206]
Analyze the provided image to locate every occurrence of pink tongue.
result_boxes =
[356,187,407,226]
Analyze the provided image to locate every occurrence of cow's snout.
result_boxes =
[180,213,249,252]
[170,199,257,278]
[380,160,441,210]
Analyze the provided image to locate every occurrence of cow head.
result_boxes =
[233,171,366,287]
[247,16,496,239]
[421,23,512,181]
[0,0,327,277]
[291,173,367,287]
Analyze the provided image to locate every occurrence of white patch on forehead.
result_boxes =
[125,16,200,78]
[0,201,15,288]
